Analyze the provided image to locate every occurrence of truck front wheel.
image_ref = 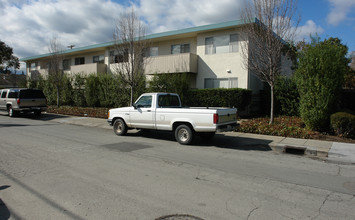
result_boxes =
[175,124,194,145]
[113,119,127,136]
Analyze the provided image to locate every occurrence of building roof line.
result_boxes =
[21,18,254,62]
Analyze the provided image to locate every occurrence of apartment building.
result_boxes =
[22,19,291,94]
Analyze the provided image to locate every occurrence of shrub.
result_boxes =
[330,112,355,138]
[84,74,133,108]
[85,74,101,107]
[274,76,299,116]
[148,73,190,103]
[339,89,355,113]
[72,74,87,107]
[186,88,252,110]
[295,37,348,131]
[60,74,74,106]
[237,116,317,139]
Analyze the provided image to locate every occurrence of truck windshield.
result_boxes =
[158,95,180,108]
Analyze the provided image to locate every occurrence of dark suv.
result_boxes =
[0,88,47,117]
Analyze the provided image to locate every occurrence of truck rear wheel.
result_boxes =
[175,124,194,145]
[113,119,127,136]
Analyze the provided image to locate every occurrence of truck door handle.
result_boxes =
[147,110,151,112]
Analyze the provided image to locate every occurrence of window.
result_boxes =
[135,95,152,108]
[19,89,45,98]
[110,50,129,63]
[171,44,190,54]
[145,47,158,57]
[205,34,238,54]
[1,90,8,98]
[8,90,19,98]
[30,62,38,71]
[62,59,70,70]
[93,55,104,64]
[204,78,238,89]
[158,94,181,108]
[75,57,85,65]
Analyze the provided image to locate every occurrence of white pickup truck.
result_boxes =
[107,93,238,144]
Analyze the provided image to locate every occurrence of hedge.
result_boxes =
[185,88,252,110]
[330,112,355,138]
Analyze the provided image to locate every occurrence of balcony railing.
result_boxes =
[70,63,107,75]
[144,53,198,75]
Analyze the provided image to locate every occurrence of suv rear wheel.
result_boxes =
[8,106,15,117]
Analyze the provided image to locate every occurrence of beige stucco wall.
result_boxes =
[144,53,198,75]
[71,63,107,75]
[151,37,197,56]
[195,28,249,90]
[65,50,106,66]
[25,27,269,94]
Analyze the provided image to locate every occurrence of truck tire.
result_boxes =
[8,106,15,117]
[175,124,194,145]
[113,119,127,136]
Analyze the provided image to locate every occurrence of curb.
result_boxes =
[269,143,328,158]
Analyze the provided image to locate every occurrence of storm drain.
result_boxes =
[156,214,205,220]
[285,146,306,155]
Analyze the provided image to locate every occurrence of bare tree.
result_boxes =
[112,9,151,106]
[48,37,64,107]
[240,0,300,124]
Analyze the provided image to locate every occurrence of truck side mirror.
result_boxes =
[133,103,137,109]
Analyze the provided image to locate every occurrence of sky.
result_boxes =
[0,0,354,73]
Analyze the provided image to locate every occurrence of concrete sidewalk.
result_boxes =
[43,113,355,165]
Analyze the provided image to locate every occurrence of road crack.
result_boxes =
[336,165,341,175]
[312,192,333,220]
[247,206,260,220]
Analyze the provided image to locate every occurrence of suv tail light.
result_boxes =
[17,99,20,105]
[213,113,219,124]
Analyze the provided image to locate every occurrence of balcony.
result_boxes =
[144,53,198,75]
[70,63,107,75]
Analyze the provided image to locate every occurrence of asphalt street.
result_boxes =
[0,114,355,219]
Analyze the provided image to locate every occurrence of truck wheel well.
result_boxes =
[112,117,125,124]
[173,122,194,132]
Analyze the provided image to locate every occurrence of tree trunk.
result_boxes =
[56,86,60,108]
[130,86,134,106]
[269,85,274,125]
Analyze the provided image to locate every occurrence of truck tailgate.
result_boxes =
[217,108,237,124]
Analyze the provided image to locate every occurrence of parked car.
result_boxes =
[108,93,238,144]
[0,88,47,117]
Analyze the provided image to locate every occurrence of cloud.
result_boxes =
[136,0,246,33]
[327,0,355,26]
[0,0,248,62]
[296,20,324,42]
[0,0,124,60]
